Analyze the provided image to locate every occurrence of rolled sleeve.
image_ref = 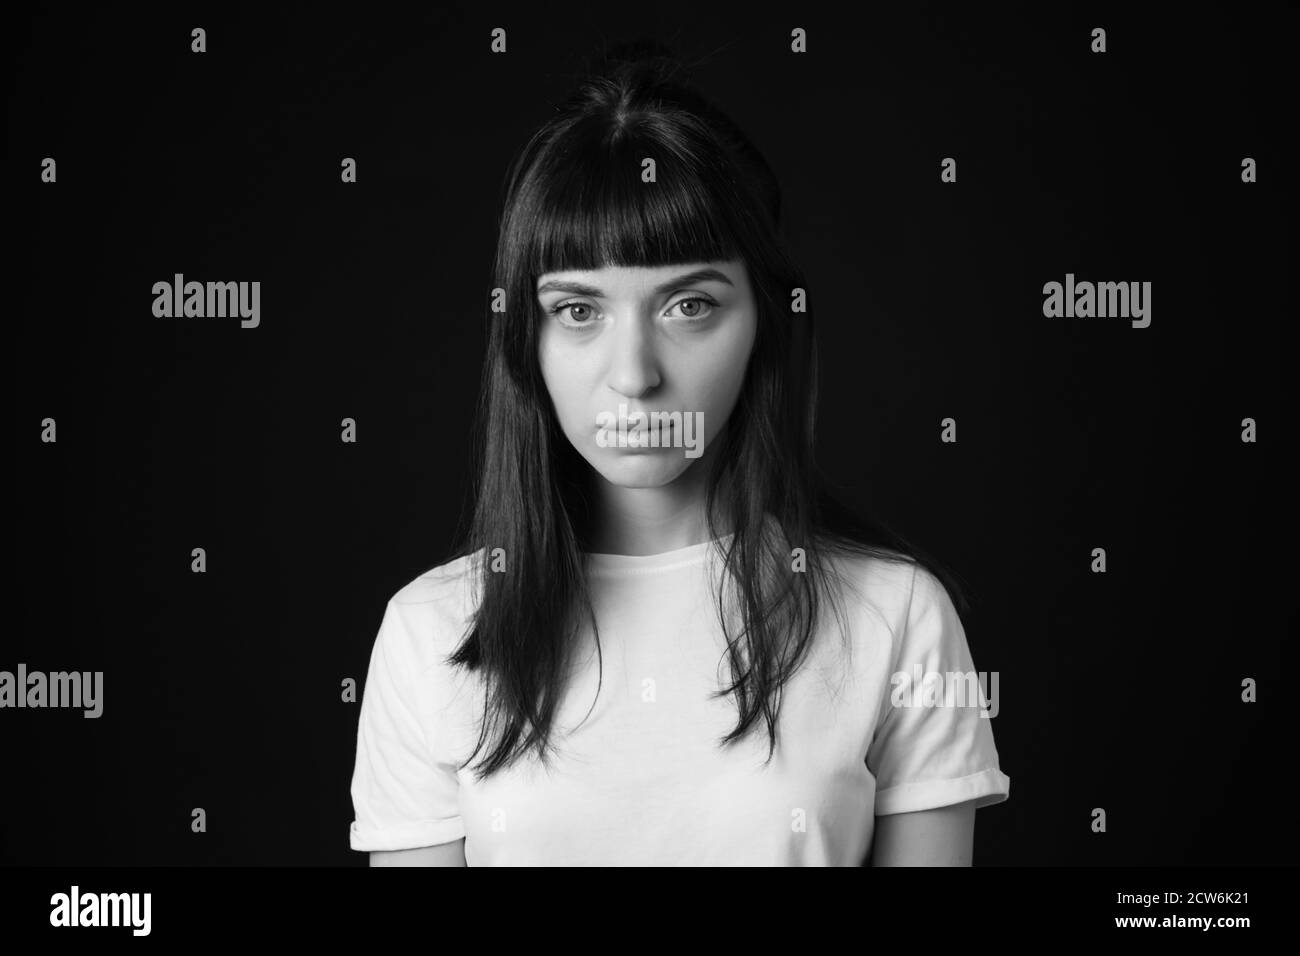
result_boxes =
[868,566,1011,816]
[349,599,465,851]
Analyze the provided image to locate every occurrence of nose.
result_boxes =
[605,312,662,398]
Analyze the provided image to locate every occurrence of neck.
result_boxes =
[584,459,731,557]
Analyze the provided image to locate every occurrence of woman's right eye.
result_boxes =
[550,302,597,325]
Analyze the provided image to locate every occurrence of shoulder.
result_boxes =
[819,542,920,622]
[825,539,958,608]
[378,549,485,667]
[816,544,966,658]
[390,549,482,605]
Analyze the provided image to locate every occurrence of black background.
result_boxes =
[5,1,1292,865]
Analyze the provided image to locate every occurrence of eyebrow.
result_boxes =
[535,267,735,298]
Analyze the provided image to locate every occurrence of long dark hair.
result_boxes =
[444,40,970,779]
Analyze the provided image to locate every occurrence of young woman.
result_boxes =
[349,43,1010,866]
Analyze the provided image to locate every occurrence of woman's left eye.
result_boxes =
[666,296,717,321]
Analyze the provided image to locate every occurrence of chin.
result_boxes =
[585,451,697,488]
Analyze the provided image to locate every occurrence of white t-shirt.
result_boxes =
[349,534,1010,865]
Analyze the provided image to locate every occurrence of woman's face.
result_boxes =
[536,258,757,489]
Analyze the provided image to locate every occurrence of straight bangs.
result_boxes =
[514,122,748,278]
